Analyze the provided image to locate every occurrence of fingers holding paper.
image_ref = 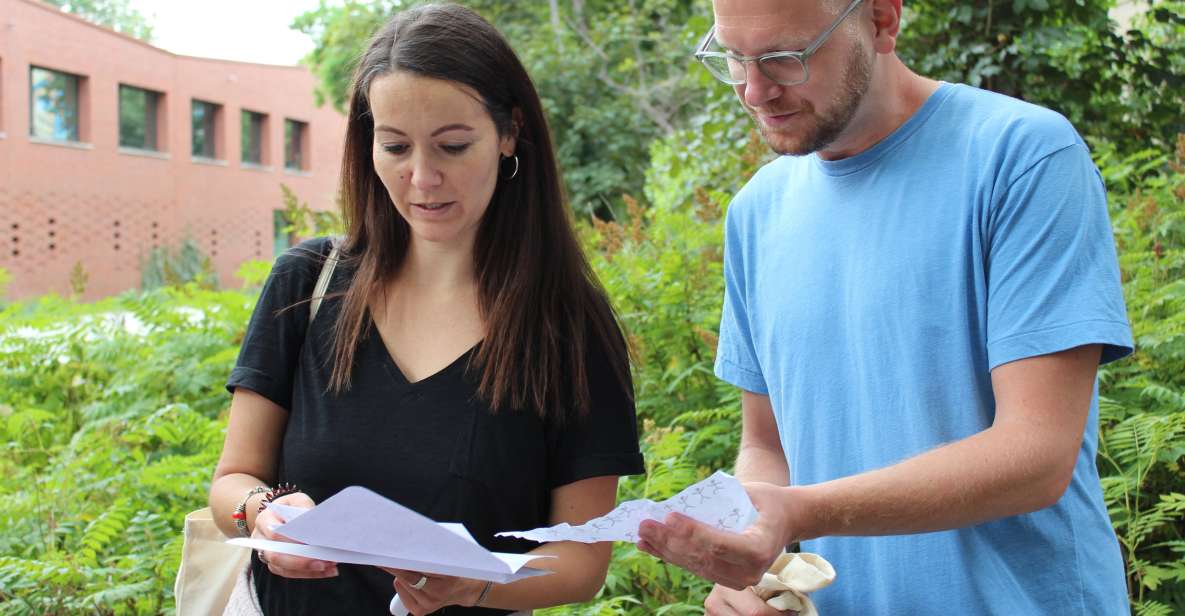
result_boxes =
[254,492,339,579]
[384,568,487,615]
[636,482,803,590]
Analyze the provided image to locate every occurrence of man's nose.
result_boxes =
[740,62,782,108]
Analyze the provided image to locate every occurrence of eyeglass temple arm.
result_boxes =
[803,0,865,56]
[695,24,717,55]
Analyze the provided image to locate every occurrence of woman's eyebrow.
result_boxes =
[373,124,475,136]
[431,123,475,136]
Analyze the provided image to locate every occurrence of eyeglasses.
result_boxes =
[694,0,864,87]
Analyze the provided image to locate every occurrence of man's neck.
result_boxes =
[818,56,940,161]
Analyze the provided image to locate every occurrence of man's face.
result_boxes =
[712,0,873,156]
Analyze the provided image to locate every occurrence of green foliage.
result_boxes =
[140,238,220,291]
[899,0,1185,154]
[0,267,11,303]
[68,262,89,298]
[510,0,713,218]
[279,183,343,239]
[0,285,255,614]
[1094,135,1185,613]
[42,0,154,41]
[139,239,219,291]
[290,0,391,112]
[293,0,715,218]
[234,260,273,289]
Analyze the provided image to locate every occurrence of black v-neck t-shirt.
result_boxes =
[226,238,645,615]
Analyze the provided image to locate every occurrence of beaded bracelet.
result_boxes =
[233,485,270,537]
[258,482,300,513]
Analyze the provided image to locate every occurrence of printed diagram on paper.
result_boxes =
[497,471,758,544]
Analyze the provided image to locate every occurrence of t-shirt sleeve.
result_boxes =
[544,328,645,489]
[714,203,769,394]
[225,238,333,410]
[985,143,1133,369]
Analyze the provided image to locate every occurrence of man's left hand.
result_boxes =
[636,481,808,589]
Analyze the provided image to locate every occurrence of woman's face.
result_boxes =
[368,71,515,248]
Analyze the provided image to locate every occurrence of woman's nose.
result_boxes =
[408,153,443,190]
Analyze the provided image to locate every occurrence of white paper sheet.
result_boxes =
[496,471,758,543]
[226,485,553,584]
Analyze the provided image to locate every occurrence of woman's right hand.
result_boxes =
[253,491,339,579]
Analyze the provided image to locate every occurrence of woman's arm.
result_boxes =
[208,388,286,537]
[482,475,619,607]
[387,475,621,613]
[209,388,338,578]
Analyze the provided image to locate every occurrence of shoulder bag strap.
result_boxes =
[309,237,341,326]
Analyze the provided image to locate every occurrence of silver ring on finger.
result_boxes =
[256,550,269,565]
[411,575,428,590]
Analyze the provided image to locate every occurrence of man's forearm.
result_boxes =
[791,422,1074,541]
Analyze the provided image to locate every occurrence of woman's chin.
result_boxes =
[408,224,474,248]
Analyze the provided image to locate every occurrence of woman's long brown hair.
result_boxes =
[326,3,631,418]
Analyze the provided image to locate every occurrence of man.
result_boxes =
[635,0,1133,614]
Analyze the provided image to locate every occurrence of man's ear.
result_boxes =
[870,0,902,55]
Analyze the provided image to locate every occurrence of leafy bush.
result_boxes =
[0,286,253,614]
[139,239,218,291]
[1095,135,1185,614]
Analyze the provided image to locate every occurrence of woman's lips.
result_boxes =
[411,201,456,217]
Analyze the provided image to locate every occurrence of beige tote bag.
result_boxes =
[174,507,251,615]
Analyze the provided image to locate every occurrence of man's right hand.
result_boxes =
[252,492,339,579]
[705,584,796,616]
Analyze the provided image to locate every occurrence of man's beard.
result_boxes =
[751,40,873,156]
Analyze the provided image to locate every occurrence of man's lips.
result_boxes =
[757,110,801,127]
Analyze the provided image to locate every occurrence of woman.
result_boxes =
[208,4,644,614]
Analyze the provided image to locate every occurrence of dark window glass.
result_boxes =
[242,110,265,164]
[284,119,307,171]
[119,85,160,150]
[192,99,218,158]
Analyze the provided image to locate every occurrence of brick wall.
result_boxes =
[0,0,346,299]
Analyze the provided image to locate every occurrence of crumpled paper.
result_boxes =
[750,552,836,616]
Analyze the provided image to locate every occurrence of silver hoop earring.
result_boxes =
[501,154,519,180]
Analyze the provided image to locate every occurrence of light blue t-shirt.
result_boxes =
[714,83,1133,614]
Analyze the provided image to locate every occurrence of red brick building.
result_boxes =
[0,0,346,299]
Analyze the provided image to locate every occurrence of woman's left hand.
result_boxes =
[382,568,487,615]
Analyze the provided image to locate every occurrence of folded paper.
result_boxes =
[497,471,758,543]
[226,485,552,584]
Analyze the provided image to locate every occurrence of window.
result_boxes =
[30,66,81,141]
[285,119,309,171]
[192,99,220,159]
[119,85,162,150]
[241,109,267,165]
[273,210,294,257]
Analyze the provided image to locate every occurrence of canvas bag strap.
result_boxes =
[309,237,341,325]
